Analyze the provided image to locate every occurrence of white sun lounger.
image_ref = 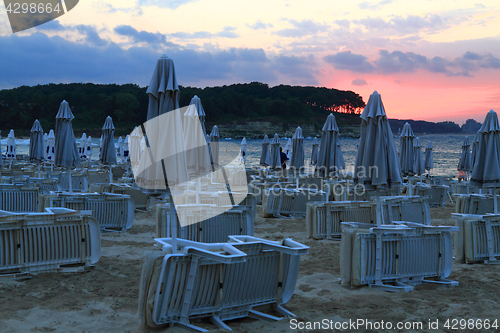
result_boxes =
[264,188,326,217]
[139,236,308,331]
[0,208,100,278]
[0,184,43,212]
[42,193,135,231]
[340,222,458,292]
[453,213,500,263]
[156,204,254,242]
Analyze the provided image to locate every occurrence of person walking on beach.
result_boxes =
[280,147,288,177]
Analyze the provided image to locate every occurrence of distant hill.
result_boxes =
[0,82,461,137]
[388,119,461,135]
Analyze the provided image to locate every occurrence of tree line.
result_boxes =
[0,82,365,136]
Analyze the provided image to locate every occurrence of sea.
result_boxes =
[1,133,469,178]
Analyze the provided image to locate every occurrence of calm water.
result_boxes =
[2,134,469,178]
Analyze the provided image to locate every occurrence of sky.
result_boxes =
[1,0,500,124]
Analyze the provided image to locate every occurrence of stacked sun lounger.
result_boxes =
[306,196,431,239]
[156,203,254,242]
[454,194,500,215]
[409,184,449,207]
[264,187,326,217]
[42,192,135,231]
[0,184,43,212]
[139,236,308,331]
[0,208,101,278]
[453,213,500,263]
[340,222,458,292]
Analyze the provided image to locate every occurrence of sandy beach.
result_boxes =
[1,202,500,333]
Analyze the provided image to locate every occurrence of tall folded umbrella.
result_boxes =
[183,103,211,174]
[100,116,117,165]
[424,141,433,174]
[269,133,281,169]
[260,135,270,166]
[336,141,346,170]
[43,133,47,160]
[188,95,206,136]
[54,100,81,192]
[6,129,16,159]
[458,136,471,179]
[310,137,318,165]
[413,137,425,176]
[46,129,55,162]
[117,136,124,163]
[29,119,44,163]
[400,122,415,177]
[54,100,80,168]
[470,133,479,172]
[209,125,220,167]
[239,137,247,164]
[316,113,342,177]
[129,127,142,173]
[86,136,93,161]
[354,91,401,191]
[79,133,87,160]
[290,126,304,170]
[470,109,500,213]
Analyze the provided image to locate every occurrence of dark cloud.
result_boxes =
[323,51,375,73]
[36,20,65,31]
[75,25,108,47]
[114,25,171,45]
[0,32,316,90]
[246,21,273,30]
[352,78,368,86]
[274,19,329,38]
[324,49,500,77]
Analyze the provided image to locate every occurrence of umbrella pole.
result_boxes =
[495,189,498,215]
[170,195,177,254]
[68,167,73,193]
[109,166,113,183]
[376,196,382,226]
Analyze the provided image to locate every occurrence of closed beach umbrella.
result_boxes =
[470,110,500,213]
[86,136,93,160]
[54,100,80,168]
[260,135,270,166]
[458,136,471,175]
[354,91,401,189]
[316,113,342,177]
[6,129,16,159]
[129,127,142,172]
[29,119,45,162]
[239,137,247,164]
[117,136,124,163]
[135,54,188,194]
[100,116,117,165]
[310,137,318,165]
[79,133,87,160]
[470,133,479,172]
[188,95,206,136]
[290,126,304,170]
[209,125,220,167]
[43,133,48,160]
[424,141,433,173]
[413,137,425,176]
[46,129,55,161]
[400,122,415,177]
[183,103,211,174]
[269,133,281,169]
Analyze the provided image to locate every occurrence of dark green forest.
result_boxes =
[0,82,365,136]
[0,82,461,136]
